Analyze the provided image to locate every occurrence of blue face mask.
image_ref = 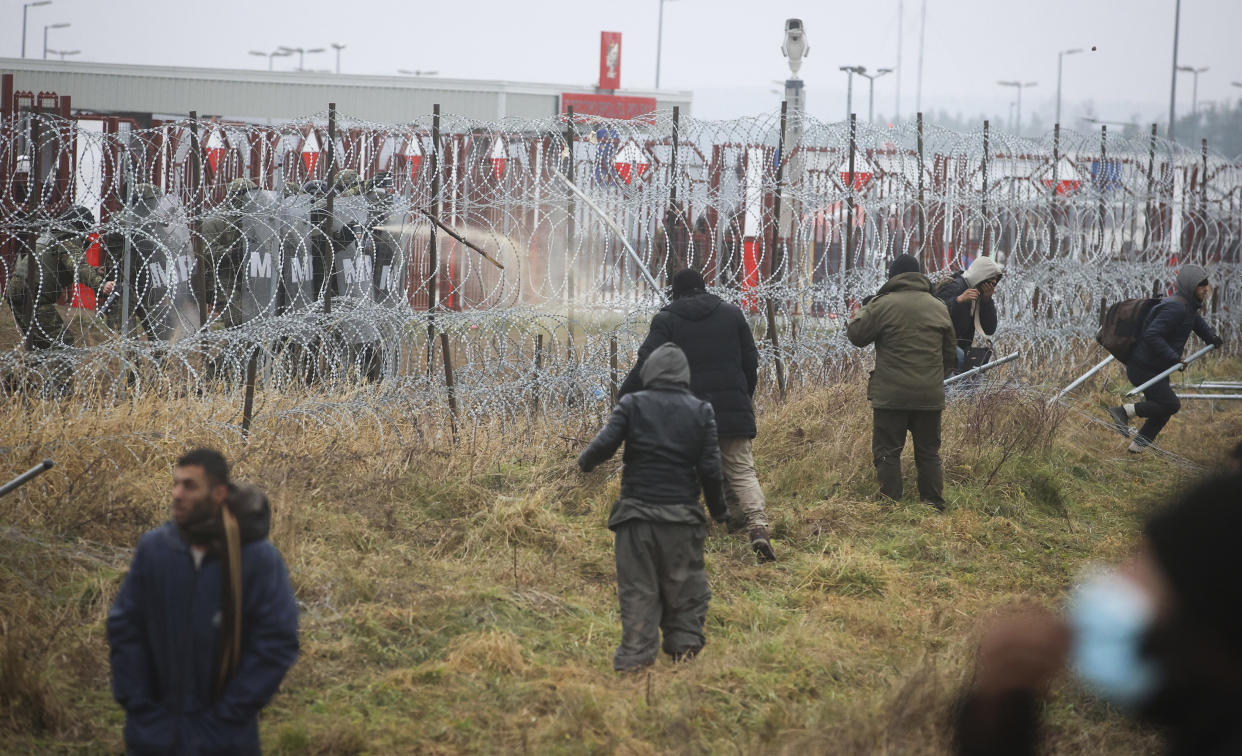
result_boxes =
[1068,571,1161,710]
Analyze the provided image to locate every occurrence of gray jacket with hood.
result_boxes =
[578,342,726,529]
[1130,264,1221,373]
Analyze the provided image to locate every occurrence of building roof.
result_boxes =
[1,58,692,124]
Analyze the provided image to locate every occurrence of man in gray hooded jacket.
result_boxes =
[1107,264,1223,452]
[578,342,727,672]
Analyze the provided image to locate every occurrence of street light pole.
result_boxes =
[997,80,1037,135]
[1055,48,1083,126]
[42,21,68,60]
[840,66,862,120]
[330,43,346,74]
[1168,0,1181,141]
[249,50,290,71]
[22,1,52,58]
[656,0,679,88]
[857,67,893,123]
[279,46,325,72]
[1176,65,1208,114]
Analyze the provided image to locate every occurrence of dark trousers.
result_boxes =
[1126,363,1181,444]
[872,408,944,503]
[613,520,709,671]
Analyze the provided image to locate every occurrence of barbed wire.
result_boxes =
[0,107,1237,416]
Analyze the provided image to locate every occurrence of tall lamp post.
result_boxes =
[278,46,325,72]
[997,80,1037,135]
[655,0,679,88]
[1055,48,1083,126]
[840,65,864,119]
[1168,0,1182,142]
[249,49,291,71]
[855,67,893,123]
[42,21,69,60]
[330,42,346,74]
[1176,65,1208,115]
[21,1,51,58]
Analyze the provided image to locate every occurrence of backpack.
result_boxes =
[1096,298,1160,363]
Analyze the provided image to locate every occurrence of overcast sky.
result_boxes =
[6,0,1241,127]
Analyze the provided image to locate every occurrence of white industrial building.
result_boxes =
[1,58,691,125]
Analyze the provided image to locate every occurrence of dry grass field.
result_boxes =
[2,359,1240,754]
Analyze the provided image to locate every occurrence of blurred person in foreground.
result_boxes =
[956,470,1242,755]
[847,254,956,510]
[579,342,727,672]
[107,449,298,755]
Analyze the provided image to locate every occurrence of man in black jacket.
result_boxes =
[579,342,727,672]
[619,268,775,563]
[1106,264,1223,452]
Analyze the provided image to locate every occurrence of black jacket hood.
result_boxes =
[664,292,723,322]
[229,483,272,543]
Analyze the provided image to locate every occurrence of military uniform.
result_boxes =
[7,231,106,350]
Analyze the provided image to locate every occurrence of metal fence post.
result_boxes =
[981,119,990,256]
[845,113,856,271]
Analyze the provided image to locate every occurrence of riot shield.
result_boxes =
[276,193,316,313]
[370,207,414,308]
[328,195,381,348]
[331,195,375,303]
[127,196,200,341]
[236,190,283,322]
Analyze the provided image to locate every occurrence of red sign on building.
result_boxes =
[561,93,657,121]
[599,31,622,90]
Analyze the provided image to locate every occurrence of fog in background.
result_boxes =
[7,0,1241,137]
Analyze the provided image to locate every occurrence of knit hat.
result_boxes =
[1145,472,1242,655]
[888,253,921,278]
[963,256,1005,287]
[671,268,706,298]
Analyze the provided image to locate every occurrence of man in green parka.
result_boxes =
[846,254,956,509]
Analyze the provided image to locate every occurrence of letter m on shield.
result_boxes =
[248,250,274,278]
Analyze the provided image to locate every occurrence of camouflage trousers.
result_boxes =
[11,300,73,350]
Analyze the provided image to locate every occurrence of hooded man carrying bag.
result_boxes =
[1105,265,1224,453]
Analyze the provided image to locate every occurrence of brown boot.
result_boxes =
[749,527,776,564]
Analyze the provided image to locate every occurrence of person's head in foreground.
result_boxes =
[961,470,1242,755]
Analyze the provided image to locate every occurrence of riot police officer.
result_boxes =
[6,205,115,350]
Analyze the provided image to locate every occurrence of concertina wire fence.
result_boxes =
[1,106,1239,443]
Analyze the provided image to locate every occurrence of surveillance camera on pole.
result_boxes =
[781,18,808,78]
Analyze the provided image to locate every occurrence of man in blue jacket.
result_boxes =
[1107,265,1224,453]
[108,449,299,755]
